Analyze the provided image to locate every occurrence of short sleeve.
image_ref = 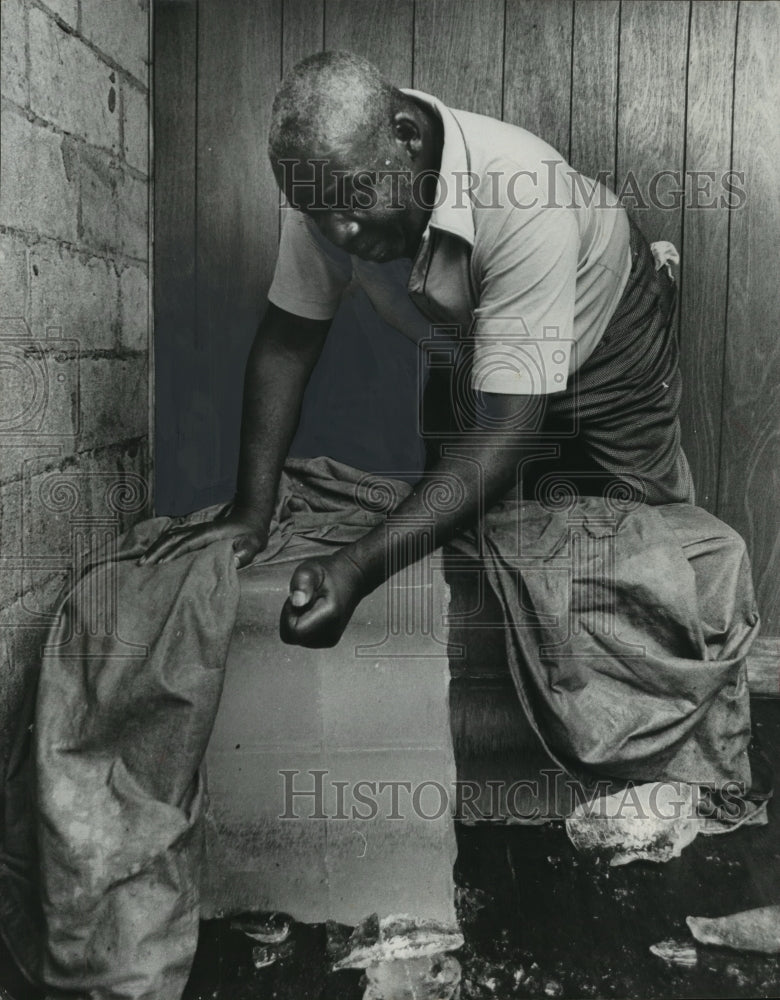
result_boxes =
[267,209,352,321]
[470,196,579,396]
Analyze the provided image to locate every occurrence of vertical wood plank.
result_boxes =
[413,0,504,116]
[153,0,198,515]
[281,0,324,230]
[283,0,324,72]
[719,0,780,633]
[570,0,619,185]
[324,0,414,85]
[196,0,283,506]
[678,0,737,511]
[616,0,689,248]
[504,0,574,157]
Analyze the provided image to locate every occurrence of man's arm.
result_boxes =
[280,163,581,645]
[142,303,330,565]
[280,393,536,646]
[232,303,331,531]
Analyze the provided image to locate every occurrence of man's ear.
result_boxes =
[391,110,423,160]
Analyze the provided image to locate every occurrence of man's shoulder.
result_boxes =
[447,109,625,248]
[447,108,578,239]
[449,106,568,177]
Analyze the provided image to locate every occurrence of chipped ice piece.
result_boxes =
[687,905,780,954]
[724,962,750,987]
[330,913,380,967]
[363,954,461,1000]
[231,910,292,944]
[326,919,356,960]
[334,914,463,971]
[455,882,488,922]
[252,945,277,969]
[649,939,698,967]
[565,783,700,866]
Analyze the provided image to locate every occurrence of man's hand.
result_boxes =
[279,552,367,648]
[139,512,267,568]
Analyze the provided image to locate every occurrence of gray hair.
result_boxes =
[268,50,404,169]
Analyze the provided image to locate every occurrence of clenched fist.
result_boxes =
[279,552,368,648]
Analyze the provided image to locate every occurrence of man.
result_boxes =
[142,50,693,650]
[10,56,764,1000]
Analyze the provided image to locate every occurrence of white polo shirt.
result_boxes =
[268,89,631,396]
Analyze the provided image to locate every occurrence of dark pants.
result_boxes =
[424,215,695,507]
[535,214,694,506]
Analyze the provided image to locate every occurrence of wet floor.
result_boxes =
[3,700,779,999]
[175,700,780,1000]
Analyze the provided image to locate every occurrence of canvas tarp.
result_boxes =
[0,456,763,998]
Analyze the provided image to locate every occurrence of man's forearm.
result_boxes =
[233,304,329,531]
[344,436,525,592]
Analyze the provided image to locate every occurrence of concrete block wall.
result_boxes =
[0,0,152,770]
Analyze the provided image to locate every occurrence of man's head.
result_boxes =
[268,51,442,262]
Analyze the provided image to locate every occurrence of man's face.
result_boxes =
[278,155,432,262]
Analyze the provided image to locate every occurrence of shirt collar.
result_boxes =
[401,88,476,247]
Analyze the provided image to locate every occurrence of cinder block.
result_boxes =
[0,502,70,649]
[121,82,148,174]
[0,233,29,318]
[39,0,79,29]
[73,141,120,254]
[17,452,151,585]
[79,0,149,84]
[0,480,24,609]
[74,150,150,263]
[116,171,148,260]
[20,466,90,564]
[0,323,79,448]
[29,245,119,350]
[0,479,23,556]
[0,0,28,108]
[0,110,79,242]
[0,438,65,488]
[29,7,120,152]
[2,570,69,628]
[118,264,148,351]
[0,569,67,627]
[77,355,148,449]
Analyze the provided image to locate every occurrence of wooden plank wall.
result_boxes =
[154,0,780,635]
